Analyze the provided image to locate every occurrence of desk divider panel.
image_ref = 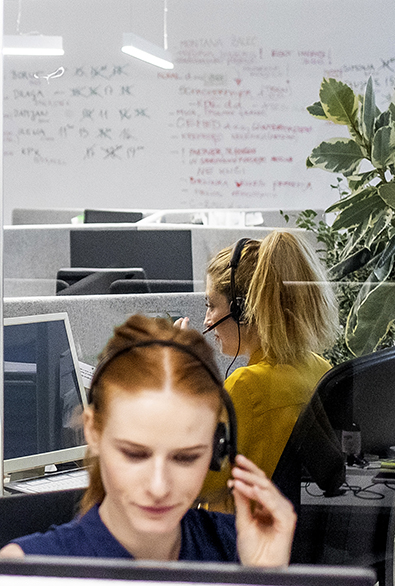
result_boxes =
[3,223,318,296]
[3,293,245,376]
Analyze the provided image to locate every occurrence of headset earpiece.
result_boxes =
[229,296,245,324]
[228,238,251,324]
[210,422,229,471]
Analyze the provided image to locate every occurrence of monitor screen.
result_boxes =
[83,209,143,223]
[70,229,193,291]
[0,559,377,586]
[3,313,88,475]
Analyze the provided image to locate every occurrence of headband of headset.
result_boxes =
[88,337,237,471]
[229,238,251,323]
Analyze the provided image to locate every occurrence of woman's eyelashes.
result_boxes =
[118,447,205,465]
[172,452,202,465]
[121,449,149,461]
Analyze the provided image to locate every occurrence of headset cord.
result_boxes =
[225,321,242,379]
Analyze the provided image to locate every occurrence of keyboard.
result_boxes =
[6,468,89,494]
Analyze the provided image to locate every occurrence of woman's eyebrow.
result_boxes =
[173,444,210,452]
[114,440,149,449]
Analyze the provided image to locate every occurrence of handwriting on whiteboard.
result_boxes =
[3,37,395,209]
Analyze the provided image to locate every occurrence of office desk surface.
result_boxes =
[295,466,395,585]
[301,466,395,508]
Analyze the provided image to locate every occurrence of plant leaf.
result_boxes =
[306,156,314,168]
[361,77,376,143]
[376,234,395,269]
[306,101,328,120]
[319,78,359,126]
[365,208,394,249]
[345,278,395,356]
[331,193,385,230]
[329,247,373,279]
[326,186,374,213]
[371,125,395,168]
[338,214,372,259]
[308,138,364,175]
[346,247,395,355]
[375,110,392,132]
[347,170,379,191]
[378,182,395,210]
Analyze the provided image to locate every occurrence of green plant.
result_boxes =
[304,77,395,358]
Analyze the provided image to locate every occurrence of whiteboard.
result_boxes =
[3,0,395,223]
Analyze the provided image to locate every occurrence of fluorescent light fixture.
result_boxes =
[3,35,64,56]
[122,33,174,69]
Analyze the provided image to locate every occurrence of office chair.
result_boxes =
[56,268,147,295]
[273,344,395,510]
[273,345,395,583]
[271,384,346,514]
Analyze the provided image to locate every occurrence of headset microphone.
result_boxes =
[203,238,251,335]
[202,312,233,335]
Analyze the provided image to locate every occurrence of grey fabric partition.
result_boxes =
[3,224,318,296]
[3,293,245,375]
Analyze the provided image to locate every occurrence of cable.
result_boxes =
[303,480,386,501]
[344,481,385,500]
[225,321,241,379]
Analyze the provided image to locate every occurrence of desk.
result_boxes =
[294,467,395,586]
[302,467,395,507]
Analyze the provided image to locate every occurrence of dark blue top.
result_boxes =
[12,505,239,562]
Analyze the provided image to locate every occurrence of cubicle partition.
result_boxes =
[3,292,241,375]
[3,223,318,297]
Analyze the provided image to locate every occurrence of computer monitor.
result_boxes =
[83,209,143,223]
[3,313,87,475]
[70,229,194,292]
[0,559,377,586]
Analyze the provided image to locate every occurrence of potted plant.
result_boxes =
[299,77,395,360]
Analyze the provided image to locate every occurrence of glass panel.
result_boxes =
[2,2,395,584]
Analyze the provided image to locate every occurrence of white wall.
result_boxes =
[3,0,395,223]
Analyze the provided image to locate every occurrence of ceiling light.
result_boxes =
[121,33,173,69]
[3,35,64,56]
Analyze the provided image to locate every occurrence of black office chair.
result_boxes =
[272,384,346,514]
[56,268,147,295]
[273,345,395,583]
[273,344,395,509]
[0,489,83,548]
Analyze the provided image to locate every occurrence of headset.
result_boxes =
[203,238,251,335]
[88,338,238,472]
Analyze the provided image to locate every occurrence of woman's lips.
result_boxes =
[139,505,176,515]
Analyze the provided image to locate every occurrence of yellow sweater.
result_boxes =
[199,349,331,512]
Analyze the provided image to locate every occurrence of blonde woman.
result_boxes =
[179,231,339,512]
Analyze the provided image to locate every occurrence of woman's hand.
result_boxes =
[173,317,190,330]
[230,454,296,567]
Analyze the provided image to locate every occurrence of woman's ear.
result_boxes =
[83,406,100,456]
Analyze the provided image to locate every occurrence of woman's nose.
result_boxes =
[148,459,171,500]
